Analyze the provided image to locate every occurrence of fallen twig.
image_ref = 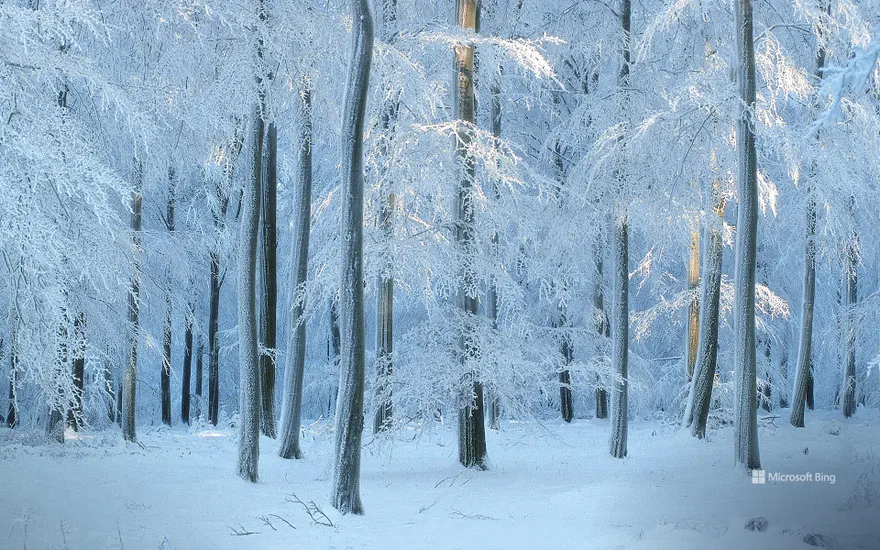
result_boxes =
[286,493,334,527]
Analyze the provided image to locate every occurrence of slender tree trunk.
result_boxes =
[68,313,86,430]
[685,187,725,438]
[374,191,394,433]
[48,317,67,444]
[454,0,488,470]
[373,2,397,433]
[162,169,175,427]
[331,0,373,515]
[790,0,828,429]
[181,306,193,425]
[609,0,631,460]
[123,161,143,442]
[259,122,279,438]
[732,0,761,471]
[841,215,858,418]
[487,69,502,431]
[208,247,221,425]
[594,244,609,419]
[686,230,700,381]
[279,80,313,460]
[551,131,574,423]
[7,330,17,428]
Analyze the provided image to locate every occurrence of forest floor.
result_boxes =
[1,409,879,550]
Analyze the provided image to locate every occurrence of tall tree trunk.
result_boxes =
[454,0,488,470]
[732,0,761,471]
[259,122,279,438]
[790,0,828,429]
[48,317,67,444]
[684,186,725,438]
[162,168,175,427]
[279,80,313,460]
[841,212,858,418]
[373,0,398,434]
[551,128,574,423]
[208,246,221,425]
[69,313,86,430]
[181,306,193,425]
[609,0,631,460]
[123,161,143,442]
[594,244,609,419]
[686,230,700,381]
[331,0,373,515]
[237,104,264,483]
[487,69,502,431]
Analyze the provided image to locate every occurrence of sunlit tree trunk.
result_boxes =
[123,160,143,442]
[732,0,761,471]
[331,0,373,515]
[454,0,488,470]
[279,80,313,460]
[259,121,279,439]
[609,0,631,460]
[686,230,700,381]
[684,185,725,438]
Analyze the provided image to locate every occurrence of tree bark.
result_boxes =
[594,244,609,419]
[279,80,313,460]
[686,230,700,381]
[331,0,373,515]
[609,0,630,460]
[69,313,86,430]
[123,160,143,442]
[259,121,278,438]
[373,0,397,434]
[685,186,725,438]
[732,0,761,471]
[454,0,488,470]
[487,68,502,431]
[161,168,175,427]
[181,306,193,425]
[6,330,17,428]
[790,0,829,428]
[841,213,858,418]
[237,104,264,483]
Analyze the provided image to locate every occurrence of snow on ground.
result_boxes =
[1,409,879,549]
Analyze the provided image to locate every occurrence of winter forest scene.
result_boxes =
[2,0,880,548]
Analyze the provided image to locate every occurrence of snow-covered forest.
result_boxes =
[2,0,880,548]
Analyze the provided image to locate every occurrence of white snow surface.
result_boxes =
[1,410,878,549]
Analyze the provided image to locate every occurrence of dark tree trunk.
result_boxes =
[69,313,86,430]
[181,307,194,425]
[6,330,18,428]
[594,245,609,419]
[259,122,279,438]
[161,169,175,427]
[454,0,487,470]
[841,219,858,418]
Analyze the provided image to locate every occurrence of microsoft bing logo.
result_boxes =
[751,470,766,484]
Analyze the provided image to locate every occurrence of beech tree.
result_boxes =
[331,0,374,515]
[732,0,761,472]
